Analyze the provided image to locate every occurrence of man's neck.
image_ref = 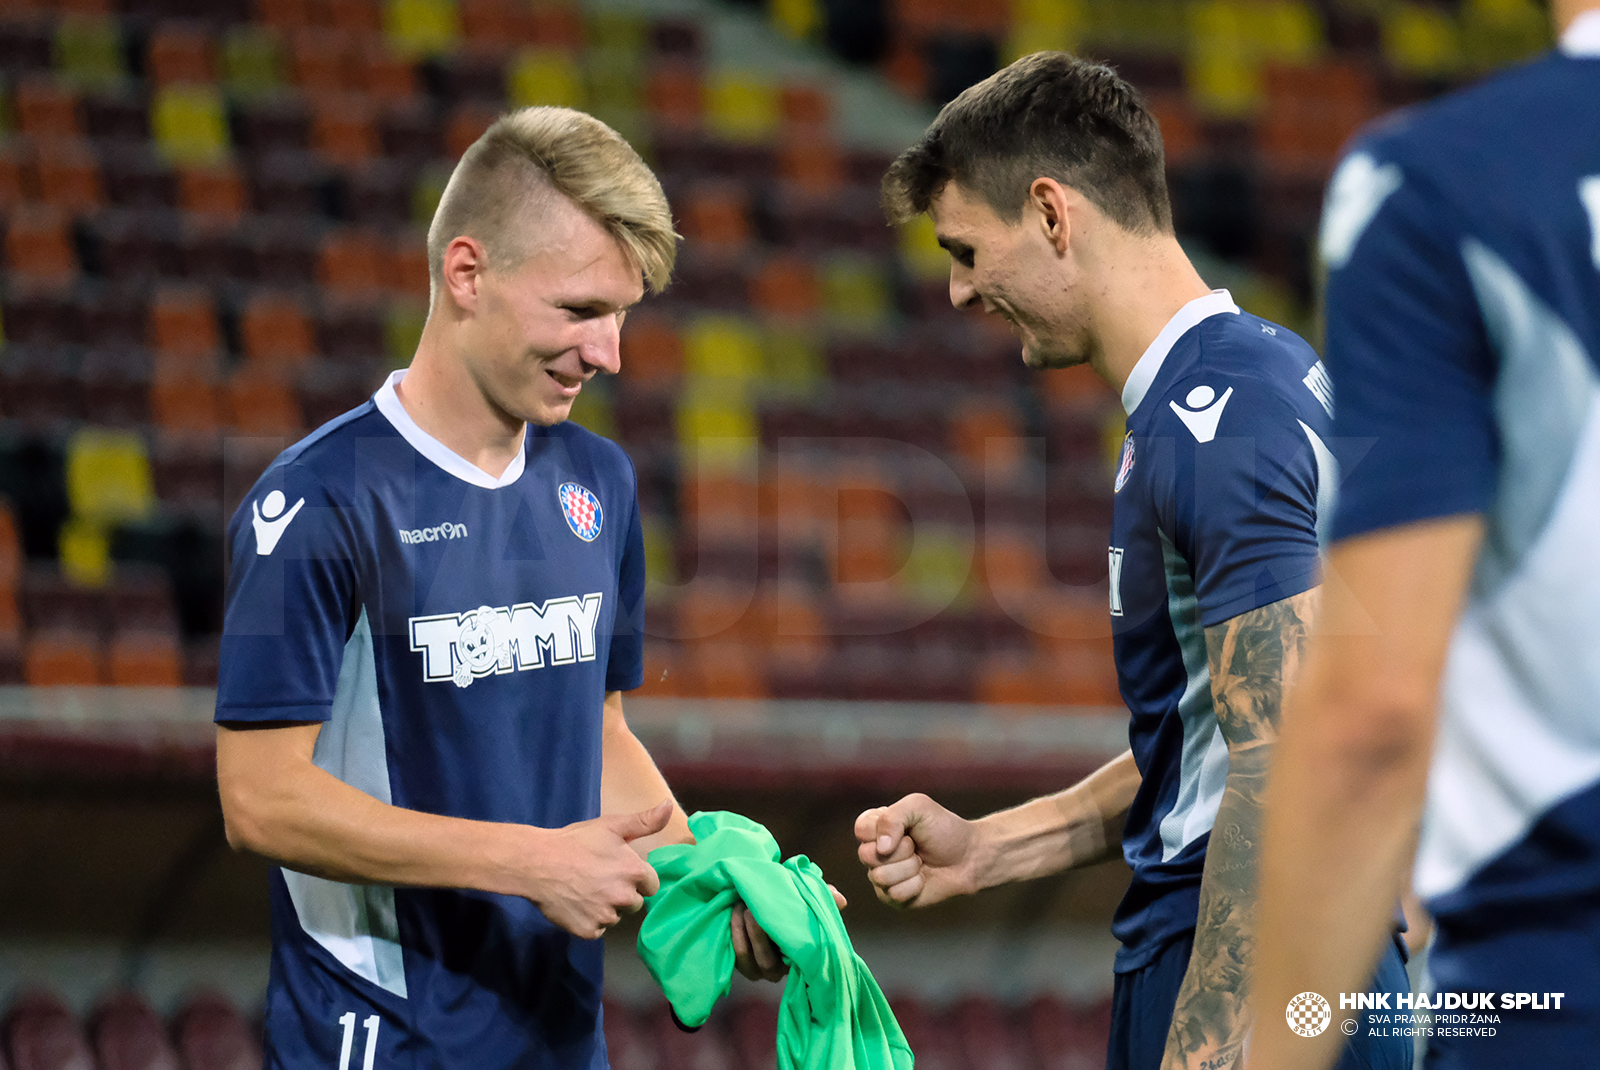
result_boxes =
[1084,232,1213,398]
[398,320,527,480]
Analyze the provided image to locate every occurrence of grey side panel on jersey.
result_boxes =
[1414,244,1600,899]
[280,607,410,998]
[1462,239,1597,594]
[1156,532,1230,862]
[1297,421,1340,549]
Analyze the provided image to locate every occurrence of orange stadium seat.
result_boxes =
[444,104,497,159]
[0,503,22,592]
[150,374,222,432]
[679,181,751,250]
[750,253,820,318]
[226,366,304,434]
[25,628,106,685]
[32,138,105,212]
[146,23,217,86]
[385,237,430,300]
[256,0,318,32]
[317,228,386,296]
[5,205,79,285]
[309,95,380,164]
[14,78,82,140]
[618,314,683,383]
[328,0,384,36]
[780,82,830,128]
[147,285,221,363]
[527,3,585,50]
[107,628,185,686]
[777,137,845,193]
[289,28,358,94]
[645,62,703,129]
[685,638,768,698]
[241,291,316,367]
[0,143,31,208]
[359,39,421,98]
[175,161,247,218]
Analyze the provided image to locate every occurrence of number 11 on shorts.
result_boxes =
[337,1011,380,1070]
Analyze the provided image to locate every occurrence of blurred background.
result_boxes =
[0,0,1547,1065]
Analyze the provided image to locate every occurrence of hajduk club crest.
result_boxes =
[558,482,603,541]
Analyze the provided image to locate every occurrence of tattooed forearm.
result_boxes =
[1159,587,1320,1070]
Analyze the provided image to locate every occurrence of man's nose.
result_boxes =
[579,314,623,375]
[949,264,980,310]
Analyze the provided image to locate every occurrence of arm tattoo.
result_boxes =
[1160,587,1319,1070]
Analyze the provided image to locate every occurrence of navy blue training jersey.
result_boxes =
[1108,290,1335,972]
[1319,16,1600,1053]
[216,370,646,1070]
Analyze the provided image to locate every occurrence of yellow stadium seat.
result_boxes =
[222,26,284,96]
[676,381,757,471]
[1004,0,1087,61]
[761,326,824,395]
[566,384,615,439]
[1256,0,1323,65]
[385,303,427,367]
[770,0,821,41]
[59,518,112,588]
[385,0,461,58]
[54,17,127,88]
[820,257,891,328]
[1461,0,1549,71]
[897,214,948,282]
[65,427,156,526]
[705,71,780,144]
[684,315,763,381]
[641,516,676,586]
[507,49,585,109]
[1186,50,1261,117]
[151,84,231,164]
[1383,3,1462,79]
[900,524,974,608]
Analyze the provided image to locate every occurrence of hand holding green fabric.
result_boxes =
[638,811,914,1070]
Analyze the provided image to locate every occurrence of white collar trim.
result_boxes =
[1561,10,1600,56]
[1121,289,1240,415]
[374,370,527,490]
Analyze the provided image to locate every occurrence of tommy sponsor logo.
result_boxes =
[409,594,603,688]
[251,490,306,556]
[398,521,469,544]
[1286,992,1332,1037]
[1169,384,1234,444]
[1303,360,1334,418]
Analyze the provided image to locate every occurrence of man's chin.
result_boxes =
[1021,340,1084,371]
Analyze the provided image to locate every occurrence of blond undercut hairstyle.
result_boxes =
[426,106,678,303]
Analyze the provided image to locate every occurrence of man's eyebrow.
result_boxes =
[936,236,972,257]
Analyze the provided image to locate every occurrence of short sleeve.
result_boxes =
[1320,149,1499,543]
[605,477,646,692]
[216,462,359,723]
[1152,379,1324,628]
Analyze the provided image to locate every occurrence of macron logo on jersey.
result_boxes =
[1169,385,1234,443]
[409,594,604,688]
[398,522,468,544]
[252,490,306,555]
[1303,360,1335,417]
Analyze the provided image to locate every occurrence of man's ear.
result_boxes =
[1029,177,1073,254]
[442,235,488,311]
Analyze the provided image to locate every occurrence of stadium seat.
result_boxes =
[2,290,78,347]
[65,427,156,525]
[5,206,78,285]
[146,285,220,364]
[955,996,1035,1070]
[174,161,246,219]
[339,159,412,227]
[78,347,153,427]
[89,991,180,1070]
[0,345,80,426]
[220,25,283,96]
[0,500,23,591]
[644,61,703,130]
[0,23,54,76]
[86,209,178,283]
[298,361,381,427]
[256,0,318,33]
[287,28,356,95]
[444,103,497,159]
[150,84,231,164]
[241,291,315,367]
[705,70,781,144]
[171,992,261,1070]
[775,136,844,194]
[360,39,422,100]
[100,144,174,210]
[317,227,386,296]
[54,16,128,89]
[82,88,151,143]
[147,23,216,87]
[230,96,309,159]
[307,95,379,165]
[686,638,768,698]
[79,285,152,350]
[243,217,319,287]
[107,627,184,686]
[507,48,585,109]
[328,0,384,35]
[150,431,223,516]
[184,635,221,686]
[749,253,819,319]
[599,1001,654,1070]
[0,142,29,208]
[225,366,304,434]
[14,78,82,141]
[150,374,222,433]
[384,0,462,58]
[25,627,106,685]
[2,990,95,1070]
[649,1003,738,1070]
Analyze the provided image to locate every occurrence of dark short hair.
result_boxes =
[882,51,1172,234]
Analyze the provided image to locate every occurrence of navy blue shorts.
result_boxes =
[1422,916,1600,1070]
[1107,930,1413,1070]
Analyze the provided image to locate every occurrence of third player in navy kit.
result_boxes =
[853,52,1409,1070]
[1251,4,1600,1068]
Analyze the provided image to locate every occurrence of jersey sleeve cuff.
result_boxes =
[1198,565,1321,629]
[214,702,334,724]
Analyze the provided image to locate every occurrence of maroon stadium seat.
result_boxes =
[171,992,260,1070]
[90,992,180,1070]
[3,991,93,1070]
[600,1001,657,1070]
[954,997,1032,1070]
[649,1002,738,1070]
